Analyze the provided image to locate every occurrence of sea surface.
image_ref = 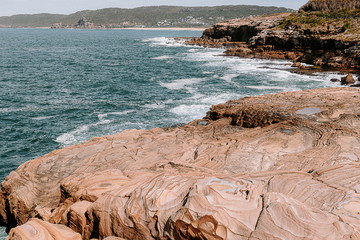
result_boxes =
[0,28,345,237]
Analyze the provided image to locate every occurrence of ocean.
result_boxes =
[0,28,344,237]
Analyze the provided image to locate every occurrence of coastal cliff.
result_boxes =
[186,7,360,70]
[2,87,360,239]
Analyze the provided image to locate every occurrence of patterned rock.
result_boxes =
[2,88,360,239]
[6,218,81,240]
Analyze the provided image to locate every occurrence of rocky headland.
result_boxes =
[2,87,360,239]
[186,1,360,74]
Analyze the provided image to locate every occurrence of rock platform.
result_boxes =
[2,87,360,239]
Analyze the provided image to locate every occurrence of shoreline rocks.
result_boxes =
[185,13,360,72]
[3,87,360,239]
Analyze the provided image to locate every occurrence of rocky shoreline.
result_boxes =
[3,4,360,239]
[185,12,360,85]
[2,87,360,239]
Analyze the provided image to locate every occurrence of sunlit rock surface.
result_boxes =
[2,87,360,239]
[5,218,82,240]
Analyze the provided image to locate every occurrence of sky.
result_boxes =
[0,0,309,17]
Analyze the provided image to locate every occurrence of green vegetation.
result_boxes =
[0,13,66,27]
[279,8,360,29]
[0,5,293,28]
[300,0,360,12]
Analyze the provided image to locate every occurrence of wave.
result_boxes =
[55,110,135,146]
[152,55,174,60]
[31,116,56,121]
[159,77,206,90]
[169,104,210,120]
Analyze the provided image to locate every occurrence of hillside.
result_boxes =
[300,0,360,12]
[0,13,65,28]
[0,5,293,28]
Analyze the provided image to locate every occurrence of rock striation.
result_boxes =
[2,87,360,239]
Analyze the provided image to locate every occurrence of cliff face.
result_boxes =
[186,12,360,70]
[3,87,360,239]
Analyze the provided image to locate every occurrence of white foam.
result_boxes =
[97,110,134,122]
[55,110,134,146]
[143,103,166,109]
[246,86,288,90]
[200,93,242,105]
[163,99,174,104]
[188,49,198,52]
[32,116,55,121]
[186,93,205,99]
[55,125,90,146]
[169,104,209,119]
[146,37,184,47]
[159,78,205,90]
[220,74,242,88]
[152,55,174,60]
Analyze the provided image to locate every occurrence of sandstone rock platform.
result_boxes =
[2,87,360,239]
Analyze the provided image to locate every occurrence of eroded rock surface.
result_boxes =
[6,218,82,240]
[2,87,360,239]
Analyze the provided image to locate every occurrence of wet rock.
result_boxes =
[330,78,340,82]
[291,62,301,68]
[341,73,356,85]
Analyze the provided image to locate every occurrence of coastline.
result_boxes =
[0,26,206,31]
[184,14,360,83]
[121,27,206,31]
[3,87,360,239]
[2,12,360,239]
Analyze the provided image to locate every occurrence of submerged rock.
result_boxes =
[2,88,360,239]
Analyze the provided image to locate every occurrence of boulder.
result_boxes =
[341,73,356,85]
[291,62,301,68]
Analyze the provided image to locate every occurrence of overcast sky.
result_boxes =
[1,0,309,17]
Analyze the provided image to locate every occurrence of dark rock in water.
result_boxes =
[350,83,360,87]
[330,78,340,82]
[341,73,356,85]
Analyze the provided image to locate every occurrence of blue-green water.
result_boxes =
[0,28,343,237]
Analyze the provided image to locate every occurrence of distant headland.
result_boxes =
[0,5,293,29]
